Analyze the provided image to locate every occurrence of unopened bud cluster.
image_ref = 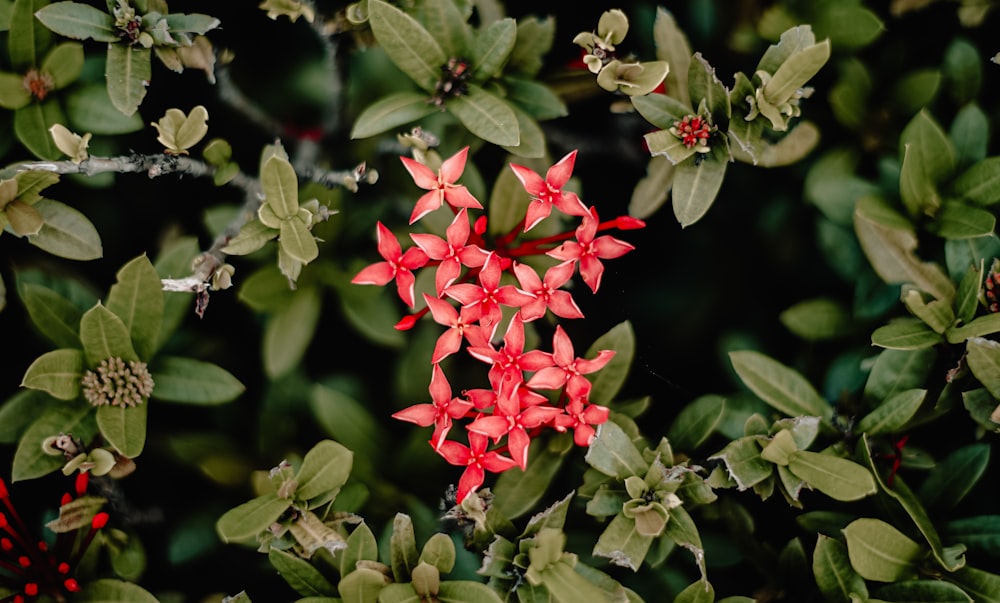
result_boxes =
[81,357,155,408]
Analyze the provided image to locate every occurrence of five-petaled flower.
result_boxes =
[444,252,535,328]
[527,325,615,398]
[393,364,474,449]
[552,397,611,447]
[509,150,590,231]
[467,398,563,470]
[512,260,584,322]
[467,313,553,403]
[423,294,493,364]
[400,146,483,224]
[437,431,518,503]
[352,221,429,308]
[410,208,489,296]
[547,207,636,293]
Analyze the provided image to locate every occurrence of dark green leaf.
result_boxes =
[151,356,245,405]
[586,321,635,406]
[813,535,868,603]
[19,282,82,349]
[918,443,990,513]
[350,92,438,139]
[729,350,833,423]
[667,394,725,452]
[268,548,336,597]
[13,402,96,482]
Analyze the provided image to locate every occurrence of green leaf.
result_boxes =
[310,383,384,478]
[418,532,455,574]
[942,37,982,106]
[77,578,160,603]
[729,350,833,423]
[813,534,868,603]
[653,7,691,104]
[493,435,570,520]
[667,394,725,452]
[340,523,379,576]
[688,53,728,125]
[760,428,797,466]
[500,102,545,158]
[263,287,321,379]
[106,254,163,362]
[149,356,244,405]
[586,321,635,406]
[503,77,567,121]
[268,548,336,597]
[262,154,300,219]
[0,72,32,110]
[871,318,941,350]
[216,493,292,543]
[942,515,1000,560]
[13,403,96,482]
[628,155,674,220]
[856,389,926,435]
[80,303,137,366]
[294,439,353,504]
[917,444,990,513]
[26,198,103,261]
[0,389,57,443]
[930,201,996,239]
[779,297,851,341]
[951,156,1000,206]
[151,105,209,154]
[279,216,319,264]
[843,518,923,582]
[105,44,151,116]
[350,91,438,139]
[339,567,390,603]
[708,436,773,491]
[945,566,1000,603]
[950,103,989,167]
[763,39,831,107]
[585,419,648,480]
[471,18,515,81]
[854,195,955,303]
[96,401,146,458]
[671,143,728,228]
[34,1,118,42]
[413,0,469,61]
[507,15,554,77]
[787,451,876,502]
[873,580,972,603]
[389,514,419,583]
[15,100,66,159]
[10,0,51,69]
[486,156,531,237]
[447,85,519,147]
[631,92,692,130]
[367,0,446,92]
[673,580,714,603]
[437,581,504,603]
[42,42,84,89]
[900,109,956,189]
[20,282,82,349]
[813,5,883,50]
[965,337,1000,399]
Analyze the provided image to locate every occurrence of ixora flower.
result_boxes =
[509,150,590,231]
[399,146,482,224]
[351,221,429,308]
[392,364,474,450]
[547,207,636,293]
[436,431,518,504]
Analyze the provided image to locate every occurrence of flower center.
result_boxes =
[22,70,54,101]
[80,357,155,408]
[671,114,716,150]
[431,57,471,107]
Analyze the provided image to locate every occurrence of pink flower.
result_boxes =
[393,364,473,449]
[527,325,615,398]
[547,207,635,293]
[410,208,489,296]
[467,313,553,404]
[444,253,535,328]
[552,397,610,446]
[467,402,564,470]
[437,431,518,503]
[400,146,483,224]
[423,294,493,364]
[512,260,584,322]
[509,150,590,231]
[351,222,429,307]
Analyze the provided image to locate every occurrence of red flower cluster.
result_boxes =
[353,148,644,503]
[1,474,108,603]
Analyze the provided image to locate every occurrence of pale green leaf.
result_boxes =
[856,389,926,435]
[672,143,728,228]
[13,403,96,482]
[367,0,446,92]
[787,451,876,501]
[34,1,117,42]
[21,348,84,400]
[279,216,318,264]
[19,282,83,348]
[294,439,354,504]
[263,287,320,379]
[96,401,146,458]
[813,534,868,603]
[585,419,648,479]
[106,44,151,116]
[586,321,635,406]
[106,254,163,361]
[27,198,103,260]
[471,18,515,81]
[350,91,438,139]
[77,578,160,603]
[843,518,923,582]
[216,493,292,543]
[80,303,138,366]
[447,85,519,147]
[262,154,300,219]
[729,350,833,423]
[15,100,65,159]
[763,39,831,107]
[150,355,245,405]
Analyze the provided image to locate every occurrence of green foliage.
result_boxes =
[0,1,999,602]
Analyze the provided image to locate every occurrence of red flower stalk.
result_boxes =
[0,476,107,603]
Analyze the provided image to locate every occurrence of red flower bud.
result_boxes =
[615,216,646,230]
[91,512,109,529]
[474,215,488,236]
[395,314,420,331]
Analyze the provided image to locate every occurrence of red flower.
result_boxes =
[527,325,615,398]
[547,207,635,293]
[467,313,553,403]
[444,253,535,328]
[352,222,429,308]
[410,208,489,296]
[400,146,483,224]
[393,364,474,449]
[437,431,518,503]
[423,294,493,364]
[467,400,563,470]
[512,260,584,322]
[552,397,610,447]
[509,150,590,231]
